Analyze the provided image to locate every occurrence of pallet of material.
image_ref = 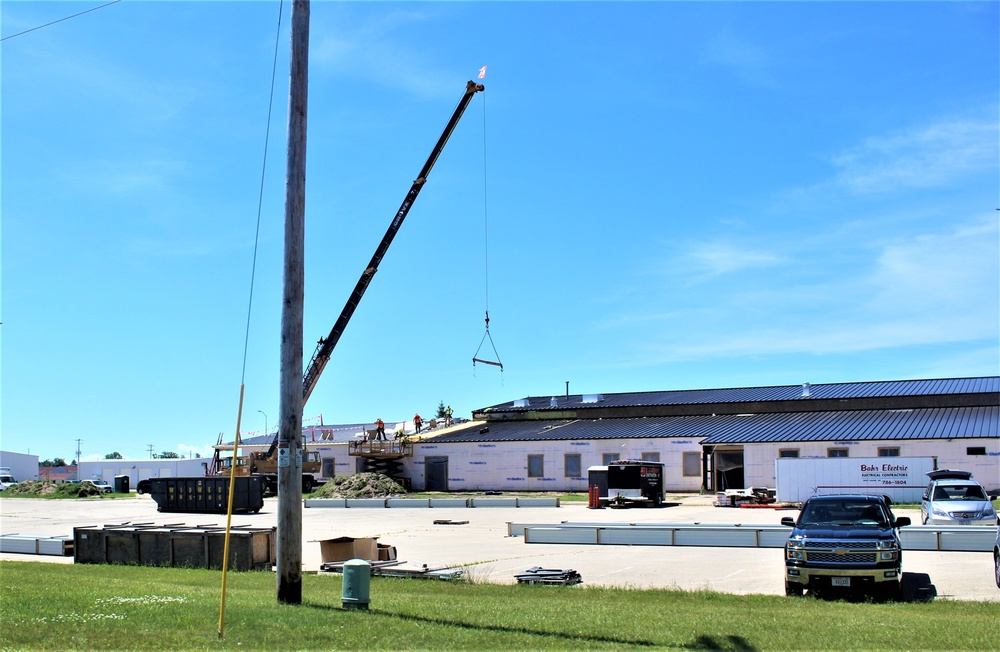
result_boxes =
[0,534,74,556]
[320,560,464,580]
[515,567,582,586]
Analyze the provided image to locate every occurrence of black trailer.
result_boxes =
[604,460,665,508]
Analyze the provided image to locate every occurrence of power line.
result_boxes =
[1,0,122,43]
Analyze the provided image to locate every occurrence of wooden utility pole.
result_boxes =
[277,0,309,605]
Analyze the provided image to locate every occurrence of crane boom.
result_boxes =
[301,80,485,407]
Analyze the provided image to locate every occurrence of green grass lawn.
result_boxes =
[1,561,997,651]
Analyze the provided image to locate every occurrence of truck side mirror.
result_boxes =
[894,517,911,528]
[780,516,795,526]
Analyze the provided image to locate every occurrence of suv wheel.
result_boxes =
[785,582,804,597]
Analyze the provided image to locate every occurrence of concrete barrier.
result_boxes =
[304,498,346,508]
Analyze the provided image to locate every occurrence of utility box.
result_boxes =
[114,475,130,494]
[149,476,264,514]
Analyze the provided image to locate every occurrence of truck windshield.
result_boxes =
[800,501,889,527]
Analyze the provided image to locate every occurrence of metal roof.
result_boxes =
[423,406,997,445]
[478,377,999,413]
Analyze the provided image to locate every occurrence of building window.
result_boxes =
[602,453,620,465]
[528,455,544,478]
[564,454,582,478]
[967,446,987,456]
[877,447,900,457]
[778,449,799,458]
[641,452,660,463]
[683,452,700,477]
[827,448,849,458]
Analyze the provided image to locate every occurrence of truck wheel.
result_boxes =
[994,552,999,589]
[785,582,804,596]
[302,478,313,493]
[879,580,901,602]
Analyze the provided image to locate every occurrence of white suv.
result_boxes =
[921,469,996,526]
[994,518,1000,589]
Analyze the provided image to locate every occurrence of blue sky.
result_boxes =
[2,1,997,463]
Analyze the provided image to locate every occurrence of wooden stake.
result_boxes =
[277,0,309,605]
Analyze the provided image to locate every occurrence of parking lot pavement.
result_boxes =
[2,495,996,602]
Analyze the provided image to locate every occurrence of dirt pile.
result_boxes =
[313,472,406,499]
[1,480,107,497]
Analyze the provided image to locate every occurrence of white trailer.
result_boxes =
[775,457,937,503]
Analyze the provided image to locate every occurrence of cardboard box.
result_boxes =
[377,543,397,561]
[316,537,379,563]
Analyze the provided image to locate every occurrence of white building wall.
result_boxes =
[0,450,40,482]
[78,458,209,487]
[407,438,704,492]
[739,438,1000,493]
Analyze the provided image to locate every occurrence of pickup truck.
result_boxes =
[0,474,18,491]
[781,494,910,599]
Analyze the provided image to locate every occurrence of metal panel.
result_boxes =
[345,498,388,508]
[427,406,996,445]
[597,527,674,546]
[673,527,761,547]
[0,535,39,554]
[386,498,430,508]
[470,497,518,507]
[36,537,73,556]
[519,522,993,551]
[524,527,597,544]
[429,498,470,508]
[304,498,346,508]
[937,529,996,552]
[478,377,999,414]
[516,497,560,508]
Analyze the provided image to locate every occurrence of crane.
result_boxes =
[303,79,485,403]
[252,80,485,469]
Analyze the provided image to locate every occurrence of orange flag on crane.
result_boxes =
[478,66,487,79]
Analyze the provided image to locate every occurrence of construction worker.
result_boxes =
[445,405,453,426]
[413,413,423,434]
[375,418,385,440]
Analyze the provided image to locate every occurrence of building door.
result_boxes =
[713,448,745,491]
[425,457,449,492]
[322,458,336,479]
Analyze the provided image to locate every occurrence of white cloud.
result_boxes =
[704,29,777,88]
[831,116,998,194]
[61,158,185,196]
[612,214,998,365]
[311,8,456,99]
[685,242,785,278]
